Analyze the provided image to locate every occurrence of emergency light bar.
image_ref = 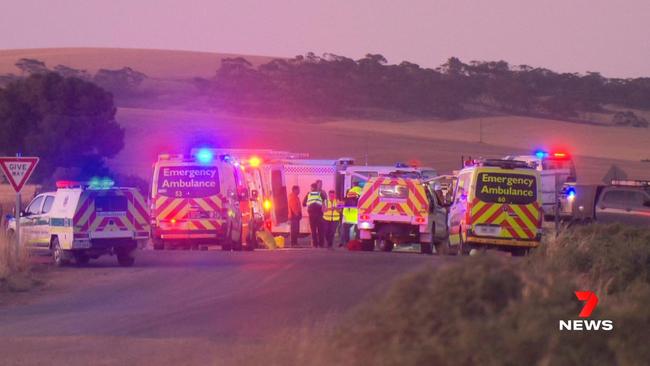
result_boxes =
[611,179,650,187]
[56,178,115,190]
[473,159,533,170]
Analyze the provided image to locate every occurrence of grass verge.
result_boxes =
[244,223,650,366]
[0,231,37,293]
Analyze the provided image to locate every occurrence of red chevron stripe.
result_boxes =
[155,197,175,216]
[484,205,505,224]
[73,195,93,223]
[518,204,539,228]
[357,179,383,208]
[471,202,494,223]
[193,220,207,230]
[164,199,189,220]
[511,216,534,239]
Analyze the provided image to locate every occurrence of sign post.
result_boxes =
[0,156,39,265]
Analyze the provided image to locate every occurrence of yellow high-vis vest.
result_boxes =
[323,199,341,221]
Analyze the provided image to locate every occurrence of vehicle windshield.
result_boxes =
[156,165,220,198]
[475,172,537,204]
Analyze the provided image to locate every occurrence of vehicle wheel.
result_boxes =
[153,240,164,250]
[378,239,394,252]
[52,237,69,267]
[510,247,529,257]
[420,243,433,255]
[222,223,233,251]
[117,249,135,267]
[361,239,374,252]
[74,252,90,266]
[458,229,470,256]
[232,224,243,251]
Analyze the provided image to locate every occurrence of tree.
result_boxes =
[0,73,124,181]
[93,67,147,95]
[15,58,48,75]
[53,64,90,80]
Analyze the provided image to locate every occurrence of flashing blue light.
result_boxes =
[88,177,114,190]
[196,149,214,164]
[535,150,547,159]
[567,187,576,199]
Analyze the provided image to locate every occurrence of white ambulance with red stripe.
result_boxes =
[7,178,150,266]
[150,150,252,251]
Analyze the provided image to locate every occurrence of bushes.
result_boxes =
[261,223,650,366]
[0,231,34,293]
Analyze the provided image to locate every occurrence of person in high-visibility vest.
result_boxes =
[340,183,362,246]
[323,190,342,248]
[303,182,325,247]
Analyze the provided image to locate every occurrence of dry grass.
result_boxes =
[241,224,650,366]
[109,107,650,185]
[0,231,35,293]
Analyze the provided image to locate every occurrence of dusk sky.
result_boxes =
[1,0,648,77]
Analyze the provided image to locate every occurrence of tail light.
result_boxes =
[360,214,370,221]
[415,217,426,224]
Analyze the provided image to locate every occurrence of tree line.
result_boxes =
[198,53,650,121]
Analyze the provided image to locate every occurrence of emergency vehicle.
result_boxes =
[356,172,448,254]
[447,159,543,256]
[6,179,149,266]
[150,150,252,251]
[559,179,650,225]
[261,160,437,236]
[504,151,576,218]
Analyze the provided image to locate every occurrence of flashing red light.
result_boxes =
[263,199,272,210]
[56,180,79,189]
[360,214,370,221]
[170,218,177,224]
[551,152,569,159]
[265,220,272,231]
[249,156,262,168]
[415,217,426,224]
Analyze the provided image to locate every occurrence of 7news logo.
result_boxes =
[559,291,614,331]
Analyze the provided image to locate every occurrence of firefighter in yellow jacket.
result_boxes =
[323,190,342,248]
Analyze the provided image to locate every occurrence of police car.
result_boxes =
[6,179,149,266]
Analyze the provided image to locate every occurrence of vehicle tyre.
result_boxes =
[222,223,233,251]
[52,237,69,267]
[74,252,90,266]
[153,239,164,251]
[361,239,374,252]
[232,224,243,251]
[420,243,433,255]
[378,239,394,252]
[117,249,135,267]
[458,229,470,256]
[510,247,529,257]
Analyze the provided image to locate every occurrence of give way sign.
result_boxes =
[0,157,39,193]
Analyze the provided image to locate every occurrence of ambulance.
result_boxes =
[504,150,576,218]
[6,178,149,266]
[447,159,543,256]
[356,172,448,254]
[150,150,252,251]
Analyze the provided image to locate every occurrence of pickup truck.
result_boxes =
[559,180,650,225]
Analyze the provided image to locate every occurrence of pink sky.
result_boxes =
[1,0,648,77]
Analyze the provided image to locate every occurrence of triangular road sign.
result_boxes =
[0,157,39,193]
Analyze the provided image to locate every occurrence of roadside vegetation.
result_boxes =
[249,223,650,366]
[0,232,37,294]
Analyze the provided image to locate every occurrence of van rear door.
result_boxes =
[471,171,540,241]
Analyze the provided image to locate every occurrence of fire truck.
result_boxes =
[150,150,253,251]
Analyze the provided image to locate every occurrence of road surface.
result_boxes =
[0,248,444,365]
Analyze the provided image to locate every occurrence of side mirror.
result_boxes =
[250,189,259,200]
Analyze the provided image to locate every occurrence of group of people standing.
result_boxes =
[287,180,362,248]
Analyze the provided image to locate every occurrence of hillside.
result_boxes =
[0,48,273,79]
[110,107,650,185]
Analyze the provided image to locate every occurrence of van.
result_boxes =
[447,159,543,256]
[150,151,250,250]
